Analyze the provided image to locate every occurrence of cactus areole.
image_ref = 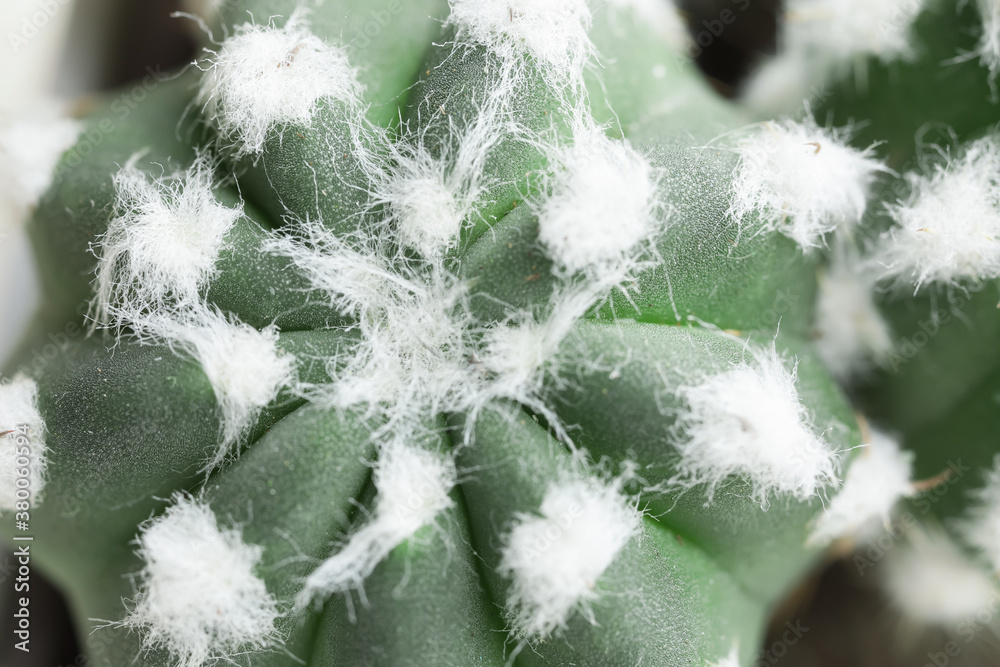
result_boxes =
[3,1,1000,666]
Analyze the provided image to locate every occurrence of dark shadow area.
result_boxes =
[0,551,81,667]
[765,558,1000,667]
[678,0,779,97]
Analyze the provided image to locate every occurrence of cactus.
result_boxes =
[2,0,1000,665]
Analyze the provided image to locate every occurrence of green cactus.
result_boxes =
[2,1,1000,665]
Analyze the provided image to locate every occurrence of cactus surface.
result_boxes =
[2,1,1000,666]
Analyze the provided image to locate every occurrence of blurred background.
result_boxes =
[1,1,996,666]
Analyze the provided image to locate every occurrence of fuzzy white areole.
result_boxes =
[0,108,81,218]
[808,429,914,546]
[93,152,242,329]
[537,124,660,275]
[974,0,1000,86]
[878,134,1000,290]
[446,0,594,89]
[498,475,641,640]
[296,443,457,609]
[671,344,838,507]
[959,454,1000,573]
[197,8,363,156]
[783,0,926,64]
[129,307,296,471]
[883,527,998,626]
[730,115,888,250]
[124,494,280,667]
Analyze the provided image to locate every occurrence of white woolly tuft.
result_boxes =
[537,126,660,274]
[730,115,887,249]
[0,108,81,216]
[814,249,893,381]
[481,320,563,401]
[784,0,926,63]
[498,476,641,640]
[974,0,1000,85]
[124,495,280,667]
[371,105,508,259]
[743,0,924,114]
[446,0,594,82]
[959,455,1000,573]
[480,277,616,407]
[197,9,362,155]
[808,429,914,546]
[392,174,468,257]
[268,220,476,433]
[671,345,837,506]
[133,309,295,470]
[90,154,292,469]
[877,135,1000,290]
[884,528,998,626]
[267,201,621,450]
[93,153,241,328]
[263,112,646,458]
[0,376,48,512]
[297,443,456,607]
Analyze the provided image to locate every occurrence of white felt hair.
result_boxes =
[877,134,1000,290]
[371,104,508,259]
[784,0,926,63]
[671,345,838,506]
[446,0,594,84]
[124,495,280,667]
[959,454,1000,572]
[537,125,660,274]
[730,115,887,249]
[973,0,1000,87]
[884,528,997,626]
[297,443,456,607]
[94,152,241,329]
[498,476,641,639]
[134,308,296,470]
[197,9,363,155]
[808,429,913,546]
[0,107,81,217]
